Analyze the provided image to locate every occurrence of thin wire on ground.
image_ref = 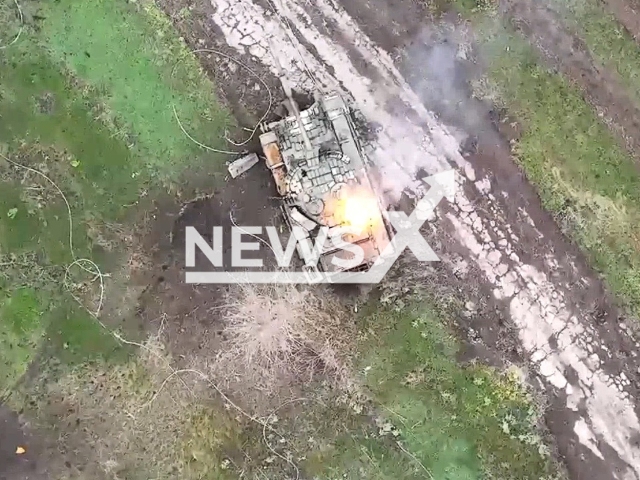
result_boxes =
[171,48,274,153]
[191,48,274,147]
[0,153,108,319]
[0,0,23,50]
[229,210,279,260]
[396,441,435,479]
[172,105,238,155]
[0,152,304,476]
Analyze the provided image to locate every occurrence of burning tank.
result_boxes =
[259,92,391,276]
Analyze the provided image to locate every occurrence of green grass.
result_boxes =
[0,0,580,477]
[175,300,554,480]
[0,46,141,371]
[0,0,231,382]
[41,0,232,181]
[300,404,425,480]
[545,0,640,109]
[0,288,44,392]
[354,303,554,480]
[209,392,432,480]
[446,3,640,318]
[176,386,428,480]
[0,270,123,394]
[43,299,123,365]
[0,0,238,473]
[0,282,116,393]
[0,182,43,252]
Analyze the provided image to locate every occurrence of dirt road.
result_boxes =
[155,0,640,478]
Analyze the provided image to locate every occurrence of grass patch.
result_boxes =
[0,0,232,382]
[12,297,557,479]
[40,0,232,181]
[545,0,640,109]
[43,299,124,365]
[0,269,123,390]
[357,302,555,479]
[0,47,140,229]
[186,392,431,480]
[0,0,233,244]
[0,288,45,392]
[483,26,640,316]
[444,3,640,317]
[297,400,424,480]
[0,182,42,252]
[21,341,270,480]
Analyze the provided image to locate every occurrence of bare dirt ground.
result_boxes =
[0,405,47,480]
[149,0,640,478]
[137,161,301,411]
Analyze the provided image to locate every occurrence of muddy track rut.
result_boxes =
[501,0,640,163]
[157,0,640,478]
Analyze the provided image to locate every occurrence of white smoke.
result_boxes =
[210,0,466,205]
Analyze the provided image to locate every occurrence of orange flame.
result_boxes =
[332,187,381,231]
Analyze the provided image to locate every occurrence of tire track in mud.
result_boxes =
[206,0,640,478]
[447,180,640,480]
[211,0,463,200]
[500,0,640,163]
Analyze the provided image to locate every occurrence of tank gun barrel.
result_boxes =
[267,36,313,152]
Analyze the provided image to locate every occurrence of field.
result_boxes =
[2,0,640,478]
